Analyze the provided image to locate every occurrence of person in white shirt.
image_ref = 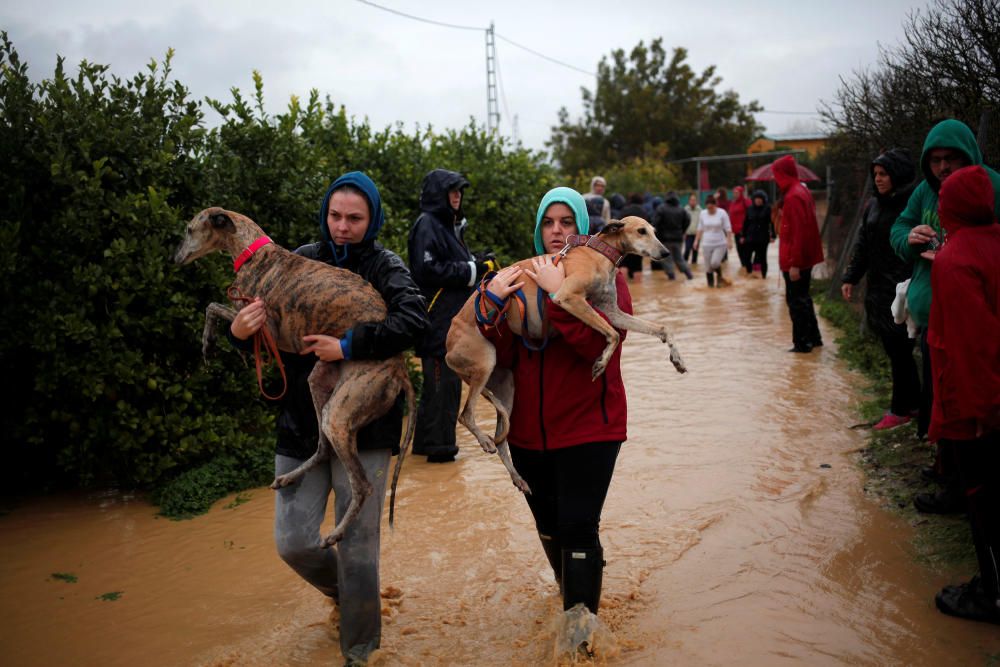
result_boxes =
[693,195,734,287]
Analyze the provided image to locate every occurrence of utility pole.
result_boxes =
[512,114,520,146]
[485,22,500,134]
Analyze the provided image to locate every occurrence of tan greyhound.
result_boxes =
[174,206,415,547]
[445,216,688,492]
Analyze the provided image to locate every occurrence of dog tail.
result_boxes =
[389,372,417,528]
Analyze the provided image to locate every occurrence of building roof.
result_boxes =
[757,132,829,142]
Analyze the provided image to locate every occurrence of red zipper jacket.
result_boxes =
[480,271,631,450]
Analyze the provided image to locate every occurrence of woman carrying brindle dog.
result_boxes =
[477,187,631,629]
[227,171,427,666]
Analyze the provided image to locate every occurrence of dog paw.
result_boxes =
[270,475,296,489]
[478,437,498,454]
[513,477,532,495]
[591,361,608,380]
[322,531,345,548]
[669,348,688,374]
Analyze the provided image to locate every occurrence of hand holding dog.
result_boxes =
[486,265,525,300]
[524,255,565,295]
[231,297,267,340]
[301,334,345,361]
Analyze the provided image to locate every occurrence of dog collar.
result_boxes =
[559,234,624,267]
[233,236,273,273]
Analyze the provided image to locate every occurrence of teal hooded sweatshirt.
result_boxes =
[890,119,1000,328]
[533,187,590,254]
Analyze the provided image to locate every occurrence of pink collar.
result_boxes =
[557,234,624,266]
[233,236,272,273]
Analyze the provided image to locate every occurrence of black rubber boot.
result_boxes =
[539,533,562,589]
[562,547,604,613]
[706,271,715,287]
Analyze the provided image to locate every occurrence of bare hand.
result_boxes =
[908,224,937,247]
[919,249,938,261]
[789,267,801,281]
[485,265,525,300]
[231,298,266,340]
[301,334,344,362]
[841,283,853,301]
[524,255,566,295]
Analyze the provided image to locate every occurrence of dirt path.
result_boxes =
[2,252,998,666]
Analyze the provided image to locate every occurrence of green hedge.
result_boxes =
[0,35,556,513]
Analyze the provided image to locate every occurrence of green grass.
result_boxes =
[813,279,976,573]
[50,572,77,584]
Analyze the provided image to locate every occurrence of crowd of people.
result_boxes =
[221,117,998,664]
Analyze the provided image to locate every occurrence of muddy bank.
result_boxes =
[1,253,998,666]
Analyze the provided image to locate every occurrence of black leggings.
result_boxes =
[876,325,919,416]
[510,441,621,549]
[954,433,1000,597]
[748,241,769,277]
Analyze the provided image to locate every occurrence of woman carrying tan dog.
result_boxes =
[478,186,631,628]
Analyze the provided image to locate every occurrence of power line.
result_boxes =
[355,0,481,31]
[759,109,820,115]
[354,0,594,77]
[494,34,595,77]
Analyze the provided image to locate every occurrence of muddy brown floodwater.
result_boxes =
[3,251,999,666]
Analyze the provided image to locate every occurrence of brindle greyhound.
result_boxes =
[445,216,688,492]
[174,206,415,547]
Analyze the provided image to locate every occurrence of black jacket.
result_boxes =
[842,148,917,334]
[651,196,689,243]
[229,239,427,459]
[407,169,476,357]
[742,190,774,245]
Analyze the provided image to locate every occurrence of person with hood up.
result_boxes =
[683,193,702,264]
[774,154,825,352]
[742,189,774,278]
[585,195,607,234]
[474,187,632,629]
[228,171,427,666]
[583,176,611,222]
[652,192,694,280]
[841,149,920,430]
[608,192,626,221]
[728,185,752,274]
[890,119,1000,513]
[408,169,497,463]
[619,193,649,280]
[926,165,1000,626]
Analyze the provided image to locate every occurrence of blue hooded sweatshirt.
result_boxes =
[318,171,386,266]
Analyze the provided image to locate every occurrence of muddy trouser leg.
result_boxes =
[878,325,919,416]
[666,241,691,278]
[955,434,1000,600]
[510,442,621,612]
[413,356,461,457]
[659,247,677,278]
[332,448,392,664]
[274,454,340,599]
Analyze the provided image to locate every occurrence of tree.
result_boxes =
[548,40,763,187]
[820,0,1000,173]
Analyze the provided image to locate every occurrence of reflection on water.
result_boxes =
[2,253,998,666]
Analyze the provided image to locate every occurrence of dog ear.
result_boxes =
[600,220,625,235]
[210,212,235,231]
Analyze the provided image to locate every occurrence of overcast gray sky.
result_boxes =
[3,0,926,154]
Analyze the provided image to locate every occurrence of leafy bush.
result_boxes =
[0,34,556,512]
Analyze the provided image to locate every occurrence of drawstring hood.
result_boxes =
[318,171,385,267]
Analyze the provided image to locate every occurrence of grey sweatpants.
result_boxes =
[274,450,391,664]
[702,244,728,271]
[659,241,691,278]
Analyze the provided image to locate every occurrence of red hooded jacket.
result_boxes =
[480,272,631,451]
[928,165,1000,441]
[728,186,750,235]
[774,155,825,272]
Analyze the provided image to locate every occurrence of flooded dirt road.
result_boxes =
[3,253,999,666]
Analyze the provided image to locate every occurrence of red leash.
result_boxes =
[227,285,287,401]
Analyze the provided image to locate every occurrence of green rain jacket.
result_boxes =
[889,119,1000,328]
